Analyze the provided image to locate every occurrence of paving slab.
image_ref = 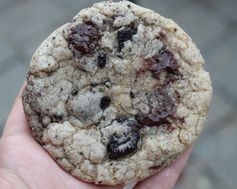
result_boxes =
[169,0,227,50]
[193,117,237,189]
[209,0,237,21]
[205,87,233,128]
[176,94,236,189]
[137,0,228,51]
[0,0,29,15]
[0,0,65,41]
[175,155,234,189]
[0,122,4,137]
[21,19,69,59]
[205,32,237,97]
[49,0,100,14]
[0,35,15,66]
[137,0,183,17]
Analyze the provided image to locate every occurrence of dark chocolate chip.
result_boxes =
[174,90,181,103]
[71,89,78,96]
[117,54,124,59]
[68,21,101,55]
[130,91,135,99]
[116,116,128,123]
[52,114,63,122]
[117,26,137,51]
[107,130,140,160]
[100,96,111,110]
[97,52,107,69]
[112,15,118,21]
[90,82,99,87]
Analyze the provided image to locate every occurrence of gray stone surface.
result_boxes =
[0,0,65,41]
[167,0,227,50]
[0,59,27,136]
[0,0,237,187]
[175,113,237,189]
[175,155,234,189]
[0,0,29,14]
[205,88,233,128]
[57,0,99,8]
[49,0,101,16]
[192,118,237,189]
[0,34,14,66]
[206,33,237,97]
[137,0,183,17]
[0,122,3,137]
[21,19,68,58]
[210,0,237,20]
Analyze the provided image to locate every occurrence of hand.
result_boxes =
[0,84,192,189]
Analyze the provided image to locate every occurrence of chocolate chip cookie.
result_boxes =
[22,0,212,186]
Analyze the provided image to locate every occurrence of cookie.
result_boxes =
[22,0,212,186]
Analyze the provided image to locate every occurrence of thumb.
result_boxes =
[135,147,192,189]
[2,82,30,138]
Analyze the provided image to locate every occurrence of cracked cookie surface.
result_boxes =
[22,0,212,186]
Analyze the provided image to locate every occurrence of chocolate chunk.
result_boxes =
[135,113,171,127]
[68,21,101,55]
[148,48,180,80]
[100,96,111,110]
[107,130,140,160]
[97,52,107,69]
[135,91,176,127]
[157,31,166,41]
[117,26,137,51]
[137,47,181,85]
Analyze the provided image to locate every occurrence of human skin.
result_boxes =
[0,84,192,189]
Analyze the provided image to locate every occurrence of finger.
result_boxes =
[2,82,30,138]
[135,147,192,189]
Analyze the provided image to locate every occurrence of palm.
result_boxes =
[0,86,192,189]
[0,93,121,189]
[1,133,122,189]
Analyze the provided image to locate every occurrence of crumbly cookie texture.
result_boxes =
[23,0,212,186]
